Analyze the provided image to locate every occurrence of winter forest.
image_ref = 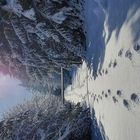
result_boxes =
[0,0,140,140]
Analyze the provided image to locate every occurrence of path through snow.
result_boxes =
[66,0,140,140]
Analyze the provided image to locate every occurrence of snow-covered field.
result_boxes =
[66,0,140,140]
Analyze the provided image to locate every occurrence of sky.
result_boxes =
[0,73,32,120]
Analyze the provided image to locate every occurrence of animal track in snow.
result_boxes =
[108,61,112,68]
[116,90,122,97]
[113,59,117,68]
[102,69,104,74]
[125,50,133,60]
[123,99,130,110]
[105,94,108,98]
[102,91,104,95]
[105,69,108,75]
[112,96,118,103]
[133,44,140,52]
[108,89,111,95]
[130,93,139,104]
[118,48,124,57]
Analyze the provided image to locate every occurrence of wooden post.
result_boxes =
[61,67,64,104]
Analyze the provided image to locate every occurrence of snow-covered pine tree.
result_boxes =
[0,0,85,93]
[0,95,91,140]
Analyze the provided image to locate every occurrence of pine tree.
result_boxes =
[0,0,85,93]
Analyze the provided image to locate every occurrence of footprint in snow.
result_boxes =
[116,90,122,97]
[108,61,112,68]
[105,94,108,98]
[133,44,140,52]
[118,49,124,57]
[108,89,111,95]
[123,99,130,110]
[99,71,102,76]
[125,50,133,60]
[113,59,117,68]
[98,95,102,100]
[102,91,104,95]
[105,69,108,75]
[102,69,104,74]
[112,96,118,103]
[130,93,139,104]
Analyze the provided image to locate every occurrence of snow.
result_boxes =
[51,11,66,24]
[0,95,91,140]
[65,0,140,140]
[37,129,46,140]
[3,1,36,20]
[22,8,36,21]
[4,0,23,16]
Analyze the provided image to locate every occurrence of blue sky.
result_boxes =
[0,74,32,120]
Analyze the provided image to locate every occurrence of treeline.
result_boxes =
[0,0,85,93]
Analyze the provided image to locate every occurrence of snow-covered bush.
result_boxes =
[0,95,91,140]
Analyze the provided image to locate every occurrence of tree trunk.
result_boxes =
[61,67,64,104]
